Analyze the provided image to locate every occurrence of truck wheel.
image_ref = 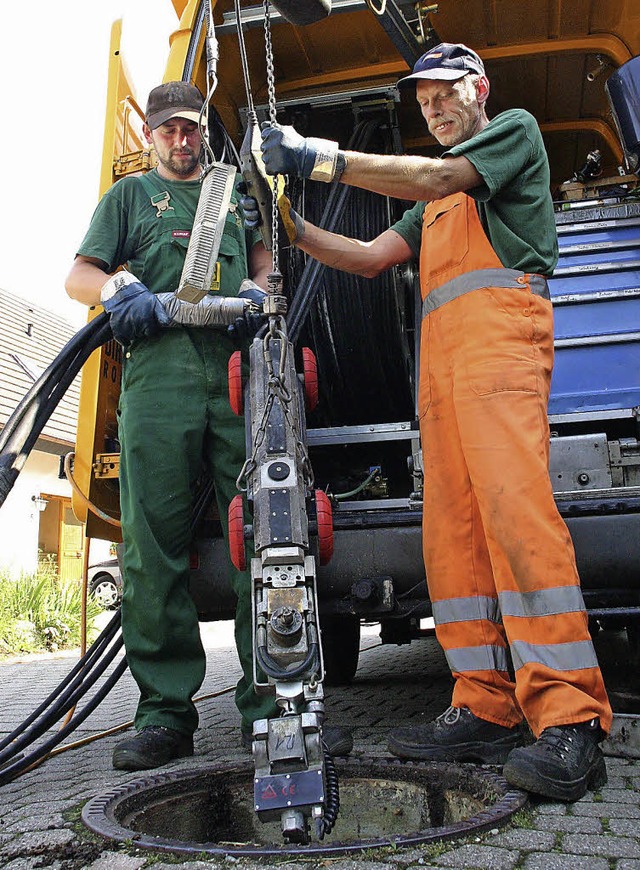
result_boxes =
[321,615,360,685]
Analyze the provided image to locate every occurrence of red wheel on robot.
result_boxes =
[314,489,334,565]
[228,350,243,416]
[228,494,246,571]
[302,347,319,412]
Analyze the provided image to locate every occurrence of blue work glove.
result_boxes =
[260,123,345,183]
[237,183,261,230]
[100,271,172,346]
[228,279,268,340]
[239,191,305,243]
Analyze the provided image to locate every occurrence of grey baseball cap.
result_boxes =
[145,82,205,130]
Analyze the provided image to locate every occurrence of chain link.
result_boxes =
[236,330,315,492]
[263,0,281,274]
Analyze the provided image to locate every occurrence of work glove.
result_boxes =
[239,191,305,243]
[261,123,346,183]
[101,271,172,346]
[237,183,262,230]
[228,279,268,340]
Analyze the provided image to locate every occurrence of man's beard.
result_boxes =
[164,148,199,177]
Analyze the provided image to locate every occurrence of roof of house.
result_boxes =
[0,288,82,450]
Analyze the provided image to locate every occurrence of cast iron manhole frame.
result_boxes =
[82,756,528,858]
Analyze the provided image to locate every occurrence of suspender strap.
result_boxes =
[422,269,550,319]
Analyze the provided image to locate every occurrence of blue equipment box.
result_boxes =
[548,199,640,418]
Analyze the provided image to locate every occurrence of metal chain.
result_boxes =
[236,330,315,491]
[263,0,280,274]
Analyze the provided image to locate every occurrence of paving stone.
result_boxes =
[3,859,49,870]
[434,844,519,869]
[617,861,640,869]
[0,828,75,859]
[85,854,146,870]
[531,814,602,834]
[487,829,556,850]
[609,818,640,837]
[562,833,640,858]
[571,801,640,818]
[523,855,609,870]
[599,787,640,803]
[529,802,568,816]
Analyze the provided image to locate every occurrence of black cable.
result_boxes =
[0,314,110,453]
[0,630,124,767]
[318,745,340,838]
[256,642,320,681]
[0,314,112,508]
[286,120,379,344]
[0,610,121,755]
[0,657,128,786]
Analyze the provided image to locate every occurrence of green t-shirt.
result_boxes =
[77,168,261,295]
[390,109,559,276]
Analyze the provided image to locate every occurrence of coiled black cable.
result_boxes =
[256,641,320,681]
[0,657,128,785]
[318,745,340,838]
[0,313,112,508]
[283,119,415,427]
[0,609,121,756]
[0,626,124,774]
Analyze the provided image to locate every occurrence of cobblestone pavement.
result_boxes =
[0,622,639,870]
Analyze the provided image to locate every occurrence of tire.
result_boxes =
[320,615,361,685]
[89,574,121,610]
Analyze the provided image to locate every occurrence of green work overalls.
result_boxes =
[118,171,277,735]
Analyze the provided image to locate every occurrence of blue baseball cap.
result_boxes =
[397,43,485,87]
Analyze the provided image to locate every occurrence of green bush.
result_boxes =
[0,566,102,656]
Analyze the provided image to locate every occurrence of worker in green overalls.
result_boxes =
[65,82,279,770]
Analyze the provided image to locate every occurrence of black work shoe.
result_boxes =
[112,726,194,771]
[241,723,353,756]
[388,706,523,764]
[503,718,607,802]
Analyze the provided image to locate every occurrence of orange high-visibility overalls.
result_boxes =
[418,191,612,737]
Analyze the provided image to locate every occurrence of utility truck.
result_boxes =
[73,0,640,688]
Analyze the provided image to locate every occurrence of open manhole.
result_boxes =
[82,757,527,857]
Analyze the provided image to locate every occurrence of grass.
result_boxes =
[0,565,102,656]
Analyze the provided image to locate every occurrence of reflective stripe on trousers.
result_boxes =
[418,192,612,736]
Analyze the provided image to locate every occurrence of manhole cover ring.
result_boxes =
[82,756,528,858]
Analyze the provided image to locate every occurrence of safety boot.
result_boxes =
[242,723,353,756]
[388,706,523,763]
[503,718,607,801]
[112,726,194,771]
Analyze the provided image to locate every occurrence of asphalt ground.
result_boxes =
[1,620,639,870]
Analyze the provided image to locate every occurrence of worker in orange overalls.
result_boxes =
[247,42,613,803]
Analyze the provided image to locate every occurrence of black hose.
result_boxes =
[0,314,112,509]
[0,657,128,785]
[319,745,340,838]
[0,629,124,768]
[0,313,110,454]
[256,642,320,681]
[286,120,379,345]
[0,610,121,755]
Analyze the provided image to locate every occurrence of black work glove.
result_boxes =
[237,181,261,230]
[101,271,172,346]
[238,189,305,244]
[227,279,268,340]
